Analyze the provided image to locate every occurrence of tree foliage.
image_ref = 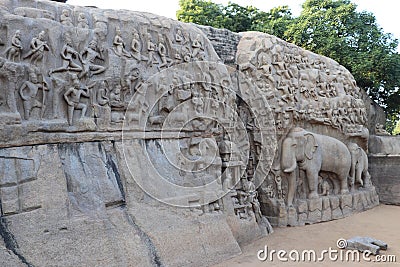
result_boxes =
[393,121,400,135]
[177,0,400,127]
[285,0,400,115]
[176,0,293,37]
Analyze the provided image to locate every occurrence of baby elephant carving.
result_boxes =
[347,142,371,189]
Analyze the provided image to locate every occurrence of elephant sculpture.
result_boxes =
[347,142,371,189]
[281,127,351,206]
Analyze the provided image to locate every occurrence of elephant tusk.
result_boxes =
[283,162,297,173]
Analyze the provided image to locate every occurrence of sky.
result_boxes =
[66,0,400,52]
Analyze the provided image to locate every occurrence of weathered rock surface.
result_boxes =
[346,236,388,255]
[0,0,385,266]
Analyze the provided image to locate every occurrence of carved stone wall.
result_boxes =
[0,1,276,266]
[0,0,381,266]
[369,135,400,205]
[232,32,379,226]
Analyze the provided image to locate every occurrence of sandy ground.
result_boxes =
[214,205,400,266]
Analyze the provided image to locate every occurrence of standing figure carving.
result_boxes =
[157,34,172,69]
[63,74,91,125]
[19,68,48,120]
[146,33,157,66]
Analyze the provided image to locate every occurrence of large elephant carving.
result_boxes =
[281,127,351,206]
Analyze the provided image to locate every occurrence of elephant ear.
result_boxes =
[305,133,318,160]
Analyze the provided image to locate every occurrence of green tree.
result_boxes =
[392,119,400,135]
[283,0,400,120]
[251,6,293,39]
[177,0,293,37]
[176,0,400,127]
[176,0,227,29]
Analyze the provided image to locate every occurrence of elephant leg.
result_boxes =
[339,173,349,194]
[306,170,319,199]
[363,168,372,187]
[356,165,364,186]
[286,171,296,207]
[349,165,356,191]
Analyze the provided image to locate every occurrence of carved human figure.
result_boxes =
[146,33,158,65]
[281,127,351,206]
[19,68,47,120]
[63,74,91,125]
[97,81,109,106]
[60,9,74,27]
[157,34,172,69]
[5,30,23,62]
[243,178,262,222]
[125,67,141,94]
[192,92,204,114]
[277,80,295,103]
[23,31,50,65]
[109,85,124,108]
[175,29,184,43]
[191,34,203,59]
[50,33,82,74]
[77,13,89,29]
[263,184,275,198]
[174,29,186,62]
[79,39,106,78]
[319,177,330,196]
[112,27,131,58]
[130,31,144,61]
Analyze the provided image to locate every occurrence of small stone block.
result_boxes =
[321,208,332,221]
[347,237,388,255]
[322,197,330,210]
[308,198,322,212]
[340,194,353,209]
[307,209,321,223]
[332,207,343,220]
[297,199,308,213]
[330,196,340,210]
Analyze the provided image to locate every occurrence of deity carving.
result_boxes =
[5,30,23,62]
[146,33,158,66]
[23,31,50,65]
[50,32,82,74]
[79,39,106,78]
[19,67,48,120]
[112,27,131,58]
[60,9,74,27]
[77,13,89,29]
[63,74,92,125]
[130,30,144,61]
[157,34,172,69]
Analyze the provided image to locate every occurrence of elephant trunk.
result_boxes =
[281,142,297,173]
[281,137,298,207]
